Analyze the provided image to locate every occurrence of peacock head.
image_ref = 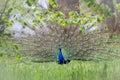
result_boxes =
[58,48,62,51]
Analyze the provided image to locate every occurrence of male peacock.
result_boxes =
[11,23,120,63]
[57,48,70,64]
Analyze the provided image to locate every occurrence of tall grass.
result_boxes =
[0,57,120,80]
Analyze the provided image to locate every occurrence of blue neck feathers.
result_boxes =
[57,48,65,63]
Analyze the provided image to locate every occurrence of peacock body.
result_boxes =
[57,48,70,64]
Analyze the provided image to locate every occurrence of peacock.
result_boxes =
[7,0,120,64]
[57,48,70,64]
[11,21,120,64]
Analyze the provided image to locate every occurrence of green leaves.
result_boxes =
[97,16,105,23]
[82,0,111,16]
[49,0,57,8]
[10,0,106,36]
[79,26,85,34]
[5,8,13,13]
[26,0,37,6]
[69,11,79,18]
[13,0,106,33]
[115,3,120,12]
[0,53,6,57]
[6,22,13,27]
[59,20,68,26]
[15,54,21,60]
[0,30,20,57]
[37,14,43,19]
[14,45,19,50]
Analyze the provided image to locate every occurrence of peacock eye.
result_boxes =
[57,34,61,37]
[61,37,64,40]
[65,34,68,37]
[60,30,64,33]
[70,32,73,35]
[68,39,71,42]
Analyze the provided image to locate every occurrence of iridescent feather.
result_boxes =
[11,24,120,63]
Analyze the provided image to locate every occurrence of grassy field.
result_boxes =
[0,57,120,80]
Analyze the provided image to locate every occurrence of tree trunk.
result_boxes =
[99,0,120,33]
[115,0,120,33]
[56,0,80,16]
[103,0,116,33]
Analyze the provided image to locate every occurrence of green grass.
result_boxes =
[0,57,120,80]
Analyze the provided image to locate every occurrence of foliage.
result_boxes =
[82,0,111,16]
[1,0,112,35]
[115,3,120,12]
[49,0,57,8]
[13,0,105,32]
[26,0,37,6]
[0,0,19,57]
[0,34,15,57]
